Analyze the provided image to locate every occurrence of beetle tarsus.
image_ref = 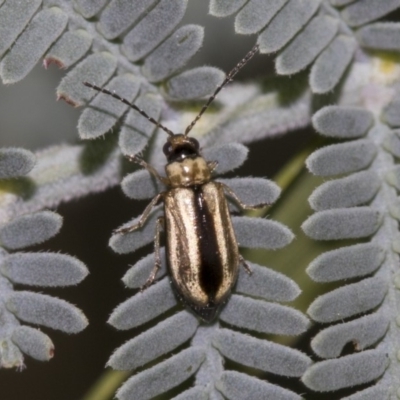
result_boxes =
[139,216,164,291]
[127,155,169,185]
[113,223,142,235]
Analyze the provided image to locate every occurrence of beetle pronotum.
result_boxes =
[84,44,266,322]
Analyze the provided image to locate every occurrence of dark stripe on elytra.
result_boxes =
[193,186,223,300]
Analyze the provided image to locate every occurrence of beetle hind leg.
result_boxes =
[141,216,164,291]
[239,255,252,275]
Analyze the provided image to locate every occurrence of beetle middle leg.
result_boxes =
[114,192,164,234]
[141,216,164,290]
[220,182,269,210]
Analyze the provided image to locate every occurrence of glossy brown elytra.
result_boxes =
[84,44,265,322]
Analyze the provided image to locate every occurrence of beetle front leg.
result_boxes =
[220,182,269,210]
[126,155,169,186]
[114,193,164,235]
[141,216,164,291]
[207,160,218,173]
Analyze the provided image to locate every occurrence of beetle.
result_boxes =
[84,44,266,321]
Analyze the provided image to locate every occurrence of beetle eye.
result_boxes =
[189,138,199,150]
[163,142,172,156]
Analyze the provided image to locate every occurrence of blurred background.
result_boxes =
[0,2,314,399]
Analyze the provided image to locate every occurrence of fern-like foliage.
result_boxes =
[0,1,311,397]
[1,0,400,399]
[0,147,88,368]
[213,0,400,397]
[301,98,399,394]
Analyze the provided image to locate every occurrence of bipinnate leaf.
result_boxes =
[11,326,54,361]
[236,262,301,301]
[74,0,108,19]
[0,148,36,179]
[233,216,294,249]
[122,0,188,62]
[107,311,199,370]
[0,336,24,369]
[78,74,140,139]
[342,0,400,27]
[142,25,204,82]
[116,348,205,400]
[218,177,280,208]
[98,0,159,40]
[276,16,339,75]
[308,170,381,210]
[307,277,388,323]
[166,67,225,100]
[6,291,88,333]
[383,129,400,158]
[0,3,311,395]
[121,169,162,200]
[329,0,355,6]
[306,139,377,176]
[109,207,162,254]
[341,384,388,400]
[311,312,389,358]
[209,0,249,18]
[56,52,117,107]
[386,165,400,190]
[302,207,382,240]
[235,0,288,35]
[219,294,309,335]
[118,93,162,157]
[216,371,302,400]
[108,278,178,330]
[0,0,41,59]
[302,350,389,391]
[202,143,248,174]
[312,106,374,139]
[306,243,385,282]
[382,92,400,127]
[43,29,92,69]
[258,0,321,54]
[172,387,208,400]
[357,22,400,51]
[0,211,62,250]
[122,248,167,289]
[1,252,88,287]
[310,35,356,94]
[0,7,68,84]
[213,329,311,377]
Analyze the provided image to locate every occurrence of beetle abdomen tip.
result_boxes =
[191,302,221,323]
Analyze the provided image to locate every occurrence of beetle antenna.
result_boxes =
[83,82,175,137]
[184,43,259,136]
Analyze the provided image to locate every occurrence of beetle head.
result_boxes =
[163,134,200,162]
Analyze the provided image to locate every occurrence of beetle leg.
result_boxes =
[114,193,164,234]
[239,255,252,275]
[126,155,169,186]
[220,182,268,210]
[207,160,218,173]
[141,216,164,291]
